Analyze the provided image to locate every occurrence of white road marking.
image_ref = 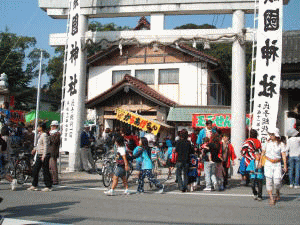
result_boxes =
[2,218,68,225]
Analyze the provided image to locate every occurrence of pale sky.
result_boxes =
[0,0,299,86]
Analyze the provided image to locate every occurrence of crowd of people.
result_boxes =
[0,118,61,192]
[1,101,300,208]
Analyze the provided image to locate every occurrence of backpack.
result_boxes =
[170,148,178,164]
[127,138,136,151]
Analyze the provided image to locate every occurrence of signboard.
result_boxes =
[61,0,83,161]
[10,110,25,123]
[192,114,251,129]
[252,0,283,143]
[116,108,161,135]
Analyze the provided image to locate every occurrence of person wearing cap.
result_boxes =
[79,124,96,173]
[261,127,287,206]
[49,120,60,185]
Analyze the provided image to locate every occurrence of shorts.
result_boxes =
[114,166,126,178]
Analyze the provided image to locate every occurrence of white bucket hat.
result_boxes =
[268,127,280,137]
[50,120,59,126]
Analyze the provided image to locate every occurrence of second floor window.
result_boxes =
[158,69,179,84]
[135,69,155,85]
[210,78,217,99]
[112,70,131,85]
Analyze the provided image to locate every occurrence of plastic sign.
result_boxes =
[192,114,251,129]
[116,108,160,135]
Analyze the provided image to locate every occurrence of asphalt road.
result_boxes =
[1,174,300,225]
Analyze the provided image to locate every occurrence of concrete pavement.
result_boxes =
[1,154,300,225]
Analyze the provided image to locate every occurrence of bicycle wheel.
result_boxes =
[15,163,26,185]
[4,161,15,178]
[102,165,113,187]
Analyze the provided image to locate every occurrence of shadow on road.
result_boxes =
[3,201,85,224]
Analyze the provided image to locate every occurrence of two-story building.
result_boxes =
[86,17,231,137]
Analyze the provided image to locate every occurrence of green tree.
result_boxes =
[175,23,216,30]
[0,30,49,110]
[46,46,64,99]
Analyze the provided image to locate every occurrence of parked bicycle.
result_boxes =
[101,152,133,187]
[5,150,33,185]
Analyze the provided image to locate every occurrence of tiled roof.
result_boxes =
[282,30,300,64]
[175,43,220,65]
[134,16,150,30]
[86,75,177,108]
[281,79,300,89]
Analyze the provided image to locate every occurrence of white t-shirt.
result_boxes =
[263,141,286,160]
[286,137,300,157]
[206,128,212,139]
[145,133,156,145]
[117,146,126,156]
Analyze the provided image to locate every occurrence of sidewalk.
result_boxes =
[56,154,300,197]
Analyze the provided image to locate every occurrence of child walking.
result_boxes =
[246,150,264,201]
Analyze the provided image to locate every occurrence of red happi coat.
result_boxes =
[219,142,237,168]
[241,138,262,167]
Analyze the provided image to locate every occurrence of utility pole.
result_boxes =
[34,50,43,146]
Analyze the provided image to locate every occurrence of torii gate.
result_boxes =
[39,0,290,172]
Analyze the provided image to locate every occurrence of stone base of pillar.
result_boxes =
[68,152,81,172]
[230,163,242,180]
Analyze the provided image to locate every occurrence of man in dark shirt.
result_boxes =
[175,129,194,192]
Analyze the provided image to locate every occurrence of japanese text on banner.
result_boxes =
[252,0,283,143]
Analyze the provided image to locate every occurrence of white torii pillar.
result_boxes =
[231,10,246,175]
[69,15,89,172]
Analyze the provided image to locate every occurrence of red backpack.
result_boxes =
[171,148,178,164]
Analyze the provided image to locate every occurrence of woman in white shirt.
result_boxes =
[261,127,287,206]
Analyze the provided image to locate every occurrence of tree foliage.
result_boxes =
[0,30,49,110]
[175,23,253,110]
[175,23,216,30]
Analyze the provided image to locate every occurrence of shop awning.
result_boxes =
[167,106,231,122]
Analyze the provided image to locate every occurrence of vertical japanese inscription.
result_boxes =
[264,9,280,32]
[71,14,79,36]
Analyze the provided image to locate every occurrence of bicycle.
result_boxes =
[91,144,106,164]
[5,150,33,185]
[101,152,133,187]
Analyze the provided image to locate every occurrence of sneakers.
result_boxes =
[104,189,115,196]
[203,187,212,191]
[11,179,17,191]
[294,185,300,189]
[27,186,39,191]
[289,184,294,188]
[124,189,130,195]
[41,187,52,192]
[156,185,164,194]
[257,197,263,201]
[253,195,258,200]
